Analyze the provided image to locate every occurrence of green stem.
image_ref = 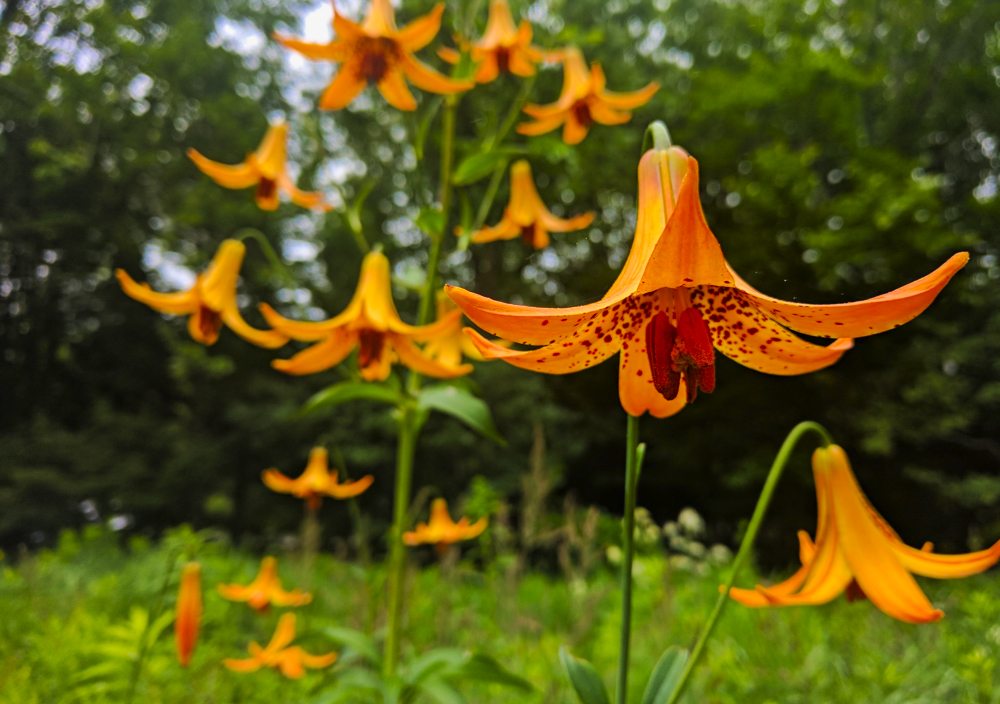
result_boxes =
[383,407,419,676]
[125,551,179,704]
[666,421,832,704]
[615,414,645,704]
[642,121,673,152]
[234,228,297,286]
[416,94,459,331]
[491,74,536,149]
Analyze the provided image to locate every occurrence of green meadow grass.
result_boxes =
[0,526,996,703]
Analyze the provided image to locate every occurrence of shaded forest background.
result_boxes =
[2,0,999,566]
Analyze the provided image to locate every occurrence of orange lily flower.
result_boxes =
[420,290,485,369]
[261,447,374,511]
[116,239,288,348]
[447,145,968,418]
[403,498,487,551]
[224,613,337,679]
[175,562,202,667]
[261,251,473,379]
[187,120,329,211]
[274,0,471,111]
[218,556,313,611]
[438,0,541,83]
[517,47,658,144]
[730,444,1000,624]
[470,160,594,248]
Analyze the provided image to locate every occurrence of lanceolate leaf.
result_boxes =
[417,385,505,444]
[302,380,404,415]
[640,646,689,704]
[559,647,611,704]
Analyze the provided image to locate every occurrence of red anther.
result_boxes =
[646,306,716,403]
[256,177,277,203]
[198,305,223,341]
[645,311,680,400]
[358,330,385,370]
[673,306,716,402]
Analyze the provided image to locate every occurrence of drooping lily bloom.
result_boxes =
[218,556,313,611]
[117,239,288,348]
[403,498,487,551]
[517,47,659,145]
[438,0,542,83]
[420,291,485,369]
[447,145,968,418]
[262,447,374,511]
[470,160,594,249]
[275,0,471,111]
[730,445,1000,624]
[187,120,329,211]
[261,251,473,379]
[224,613,337,679]
[175,562,202,667]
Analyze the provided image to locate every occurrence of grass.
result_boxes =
[0,525,997,703]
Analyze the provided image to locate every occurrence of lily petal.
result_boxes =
[400,54,471,94]
[826,446,943,623]
[272,331,357,375]
[278,174,330,211]
[731,252,969,339]
[395,2,444,51]
[392,336,473,378]
[617,338,687,418]
[116,269,197,314]
[694,286,854,375]
[319,65,368,111]
[273,34,346,61]
[187,149,259,189]
[462,322,619,374]
[377,69,417,111]
[222,306,289,349]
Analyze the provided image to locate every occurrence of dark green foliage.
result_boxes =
[1,0,999,567]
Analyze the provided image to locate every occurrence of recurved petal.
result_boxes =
[731,252,969,339]
[222,306,289,349]
[301,650,338,669]
[598,81,659,110]
[445,284,627,345]
[187,149,259,189]
[588,100,632,126]
[516,114,565,137]
[693,286,854,375]
[400,54,472,94]
[279,175,331,211]
[254,121,289,178]
[116,269,197,314]
[562,114,589,145]
[462,323,619,375]
[470,217,520,244]
[319,65,368,111]
[395,2,444,51]
[377,69,418,111]
[269,588,313,608]
[262,469,298,494]
[273,34,346,61]
[825,446,944,623]
[224,657,264,673]
[473,53,500,84]
[326,474,375,499]
[259,303,353,341]
[392,336,472,378]
[538,209,594,233]
[892,538,1000,579]
[617,334,687,418]
[272,331,357,376]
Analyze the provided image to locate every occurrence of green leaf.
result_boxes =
[302,381,404,416]
[416,206,445,236]
[403,648,467,685]
[640,646,689,704]
[452,148,520,186]
[559,647,610,704]
[416,679,466,704]
[322,626,381,665]
[452,653,532,691]
[417,385,505,444]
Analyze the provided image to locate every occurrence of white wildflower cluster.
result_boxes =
[663,506,732,575]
